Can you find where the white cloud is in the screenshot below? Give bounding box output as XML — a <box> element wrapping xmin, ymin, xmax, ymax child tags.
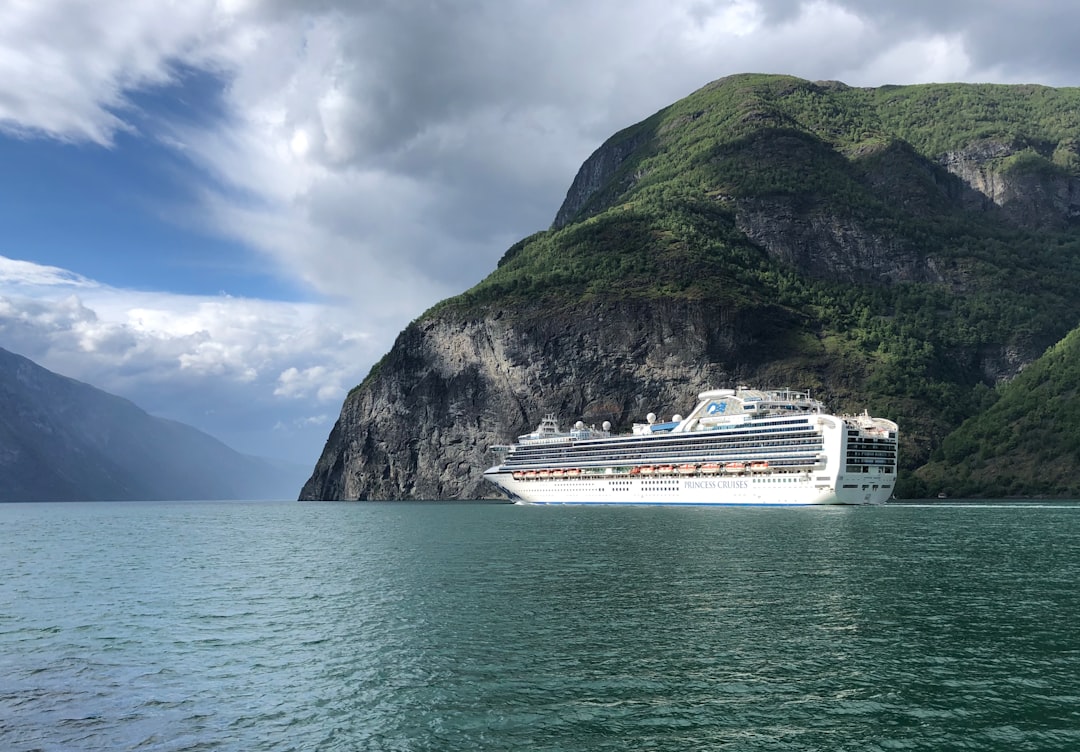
<box><xmin>852</xmin><ymin>32</ymin><xmax>973</xmax><ymax>87</ymax></box>
<box><xmin>0</xmin><ymin>256</ymin><xmax>97</xmax><ymax>288</ymax></box>
<box><xmin>0</xmin><ymin>0</ymin><xmax>242</xmax><ymax>145</ymax></box>
<box><xmin>275</xmin><ymin>365</ymin><xmax>344</xmax><ymax>402</ymax></box>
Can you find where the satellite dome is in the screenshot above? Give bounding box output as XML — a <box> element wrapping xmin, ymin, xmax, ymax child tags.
<box><xmin>672</xmin><ymin>414</ymin><xmax>683</xmax><ymax>422</ymax></box>
<box><xmin>602</xmin><ymin>421</ymin><xmax>611</xmax><ymax>431</ymax></box>
<box><xmin>646</xmin><ymin>412</ymin><xmax>656</xmax><ymax>424</ymax></box>
<box><xmin>575</xmin><ymin>420</ymin><xmax>585</xmax><ymax>429</ymax></box>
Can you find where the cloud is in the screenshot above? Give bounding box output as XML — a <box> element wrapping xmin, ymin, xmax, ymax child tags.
<box><xmin>0</xmin><ymin>256</ymin><xmax>97</xmax><ymax>288</ymax></box>
<box><xmin>275</xmin><ymin>365</ymin><xmax>343</xmax><ymax>402</ymax></box>
<box><xmin>0</xmin><ymin>0</ymin><xmax>242</xmax><ymax>145</ymax></box>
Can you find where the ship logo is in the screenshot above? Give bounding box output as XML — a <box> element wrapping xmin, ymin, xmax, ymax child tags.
<box><xmin>706</xmin><ymin>401</ymin><xmax>727</xmax><ymax>415</ymax></box>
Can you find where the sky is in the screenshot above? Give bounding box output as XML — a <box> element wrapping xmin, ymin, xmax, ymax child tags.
<box><xmin>1</xmin><ymin>0</ymin><xmax>1078</xmax><ymax>468</ymax></box>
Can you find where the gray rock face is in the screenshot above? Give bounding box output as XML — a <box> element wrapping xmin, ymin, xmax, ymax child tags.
<box><xmin>300</xmin><ymin>300</ymin><xmax>798</xmax><ymax>500</ymax></box>
<box><xmin>733</xmin><ymin>197</ymin><xmax>937</xmax><ymax>285</ymax></box>
<box><xmin>552</xmin><ymin>128</ymin><xmax>653</xmax><ymax>230</ymax></box>
<box><xmin>941</xmin><ymin>140</ymin><xmax>1080</xmax><ymax>229</ymax></box>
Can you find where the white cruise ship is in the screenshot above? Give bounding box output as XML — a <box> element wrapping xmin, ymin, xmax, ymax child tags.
<box><xmin>483</xmin><ymin>387</ymin><xmax>898</xmax><ymax>505</ymax></box>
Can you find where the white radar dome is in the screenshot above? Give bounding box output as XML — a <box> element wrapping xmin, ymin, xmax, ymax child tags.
<box><xmin>575</xmin><ymin>420</ymin><xmax>585</xmax><ymax>429</ymax></box>
<box><xmin>672</xmin><ymin>414</ymin><xmax>683</xmax><ymax>422</ymax></box>
<box><xmin>602</xmin><ymin>421</ymin><xmax>611</xmax><ymax>431</ymax></box>
<box><xmin>646</xmin><ymin>412</ymin><xmax>656</xmax><ymax>424</ymax></box>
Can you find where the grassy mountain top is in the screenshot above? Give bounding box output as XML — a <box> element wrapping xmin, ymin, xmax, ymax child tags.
<box><xmin>455</xmin><ymin>74</ymin><xmax>1080</xmax><ymax>304</ymax></box>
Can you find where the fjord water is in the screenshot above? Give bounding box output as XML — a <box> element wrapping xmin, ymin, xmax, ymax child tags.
<box><xmin>2</xmin><ymin>502</ymin><xmax>1079</xmax><ymax>751</ymax></box>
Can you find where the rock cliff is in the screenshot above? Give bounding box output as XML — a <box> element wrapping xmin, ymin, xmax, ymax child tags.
<box><xmin>941</xmin><ymin>139</ymin><xmax>1080</xmax><ymax>230</ymax></box>
<box><xmin>551</xmin><ymin>126</ymin><xmax>654</xmax><ymax>230</ymax></box>
<box><xmin>301</xmin><ymin>299</ymin><xmax>808</xmax><ymax>500</ymax></box>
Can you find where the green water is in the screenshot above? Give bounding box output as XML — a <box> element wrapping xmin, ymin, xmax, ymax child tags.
<box><xmin>2</xmin><ymin>501</ymin><xmax>1079</xmax><ymax>750</ymax></box>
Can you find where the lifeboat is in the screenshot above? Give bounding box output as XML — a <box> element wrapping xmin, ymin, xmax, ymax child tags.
<box><xmin>566</xmin><ymin>468</ymin><xmax>581</xmax><ymax>477</ymax></box>
<box><xmin>524</xmin><ymin>470</ymin><xmax>538</xmax><ymax>479</ymax></box>
<box><xmin>629</xmin><ymin>466</ymin><xmax>642</xmax><ymax>475</ymax></box>
<box><xmin>512</xmin><ymin>472</ymin><xmax>523</xmax><ymax>481</ymax></box>
<box><xmin>700</xmin><ymin>463</ymin><xmax>721</xmax><ymax>474</ymax></box>
<box><xmin>678</xmin><ymin>463</ymin><xmax>698</xmax><ymax>475</ymax></box>
<box><xmin>723</xmin><ymin>462</ymin><xmax>745</xmax><ymax>474</ymax></box>
<box><xmin>550</xmin><ymin>469</ymin><xmax>565</xmax><ymax>478</ymax></box>
<box><xmin>537</xmin><ymin>469</ymin><xmax>551</xmax><ymax>478</ymax></box>
<box><xmin>639</xmin><ymin>466</ymin><xmax>655</xmax><ymax>476</ymax></box>
<box><xmin>750</xmin><ymin>461</ymin><xmax>769</xmax><ymax>472</ymax></box>
<box><xmin>657</xmin><ymin>465</ymin><xmax>675</xmax><ymax>475</ymax></box>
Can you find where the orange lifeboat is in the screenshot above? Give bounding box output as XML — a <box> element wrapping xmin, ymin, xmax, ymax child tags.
<box><xmin>639</xmin><ymin>466</ymin><xmax>655</xmax><ymax>476</ymax></box>
<box><xmin>723</xmin><ymin>462</ymin><xmax>745</xmax><ymax>474</ymax></box>
<box><xmin>678</xmin><ymin>463</ymin><xmax>698</xmax><ymax>475</ymax></box>
<box><xmin>750</xmin><ymin>461</ymin><xmax>769</xmax><ymax>472</ymax></box>
<box><xmin>566</xmin><ymin>468</ymin><xmax>581</xmax><ymax>477</ymax></box>
<box><xmin>657</xmin><ymin>465</ymin><xmax>675</xmax><ymax>475</ymax></box>
<box><xmin>700</xmin><ymin>463</ymin><xmax>721</xmax><ymax>474</ymax></box>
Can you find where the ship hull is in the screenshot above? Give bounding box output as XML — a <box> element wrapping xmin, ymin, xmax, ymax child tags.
<box><xmin>483</xmin><ymin>467</ymin><xmax>892</xmax><ymax>506</ymax></box>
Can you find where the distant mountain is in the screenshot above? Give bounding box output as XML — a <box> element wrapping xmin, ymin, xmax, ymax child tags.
<box><xmin>301</xmin><ymin>74</ymin><xmax>1080</xmax><ymax>500</ymax></box>
<box><xmin>0</xmin><ymin>347</ymin><xmax>300</xmax><ymax>501</ymax></box>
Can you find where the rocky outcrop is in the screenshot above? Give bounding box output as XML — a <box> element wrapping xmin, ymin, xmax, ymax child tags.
<box><xmin>941</xmin><ymin>140</ymin><xmax>1080</xmax><ymax>229</ymax></box>
<box><xmin>552</xmin><ymin>127</ymin><xmax>654</xmax><ymax>229</ymax></box>
<box><xmin>734</xmin><ymin>197</ymin><xmax>939</xmax><ymax>285</ymax></box>
<box><xmin>300</xmin><ymin>300</ymin><xmax>806</xmax><ymax>500</ymax></box>
<box><xmin>940</xmin><ymin>140</ymin><xmax>1017</xmax><ymax>211</ymax></box>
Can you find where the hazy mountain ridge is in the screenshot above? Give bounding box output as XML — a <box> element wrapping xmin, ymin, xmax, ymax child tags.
<box><xmin>0</xmin><ymin>347</ymin><xmax>300</xmax><ymax>501</ymax></box>
<box><xmin>303</xmin><ymin>73</ymin><xmax>1080</xmax><ymax>500</ymax></box>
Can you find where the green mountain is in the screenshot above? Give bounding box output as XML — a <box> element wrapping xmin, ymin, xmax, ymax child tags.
<box><xmin>303</xmin><ymin>73</ymin><xmax>1080</xmax><ymax>500</ymax></box>
<box><xmin>919</xmin><ymin>327</ymin><xmax>1080</xmax><ymax>497</ymax></box>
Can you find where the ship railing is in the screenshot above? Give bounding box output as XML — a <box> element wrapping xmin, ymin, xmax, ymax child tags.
<box><xmin>507</xmin><ymin>456</ymin><xmax>826</xmax><ymax>479</ymax></box>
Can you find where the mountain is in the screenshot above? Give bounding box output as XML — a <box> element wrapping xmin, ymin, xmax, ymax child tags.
<box><xmin>917</xmin><ymin>327</ymin><xmax>1080</xmax><ymax>497</ymax></box>
<box><xmin>301</xmin><ymin>73</ymin><xmax>1080</xmax><ymax>500</ymax></box>
<box><xmin>0</xmin><ymin>347</ymin><xmax>299</xmax><ymax>501</ymax></box>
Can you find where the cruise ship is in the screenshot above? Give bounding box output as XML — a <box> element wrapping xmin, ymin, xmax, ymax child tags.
<box><xmin>483</xmin><ymin>387</ymin><xmax>898</xmax><ymax>505</ymax></box>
